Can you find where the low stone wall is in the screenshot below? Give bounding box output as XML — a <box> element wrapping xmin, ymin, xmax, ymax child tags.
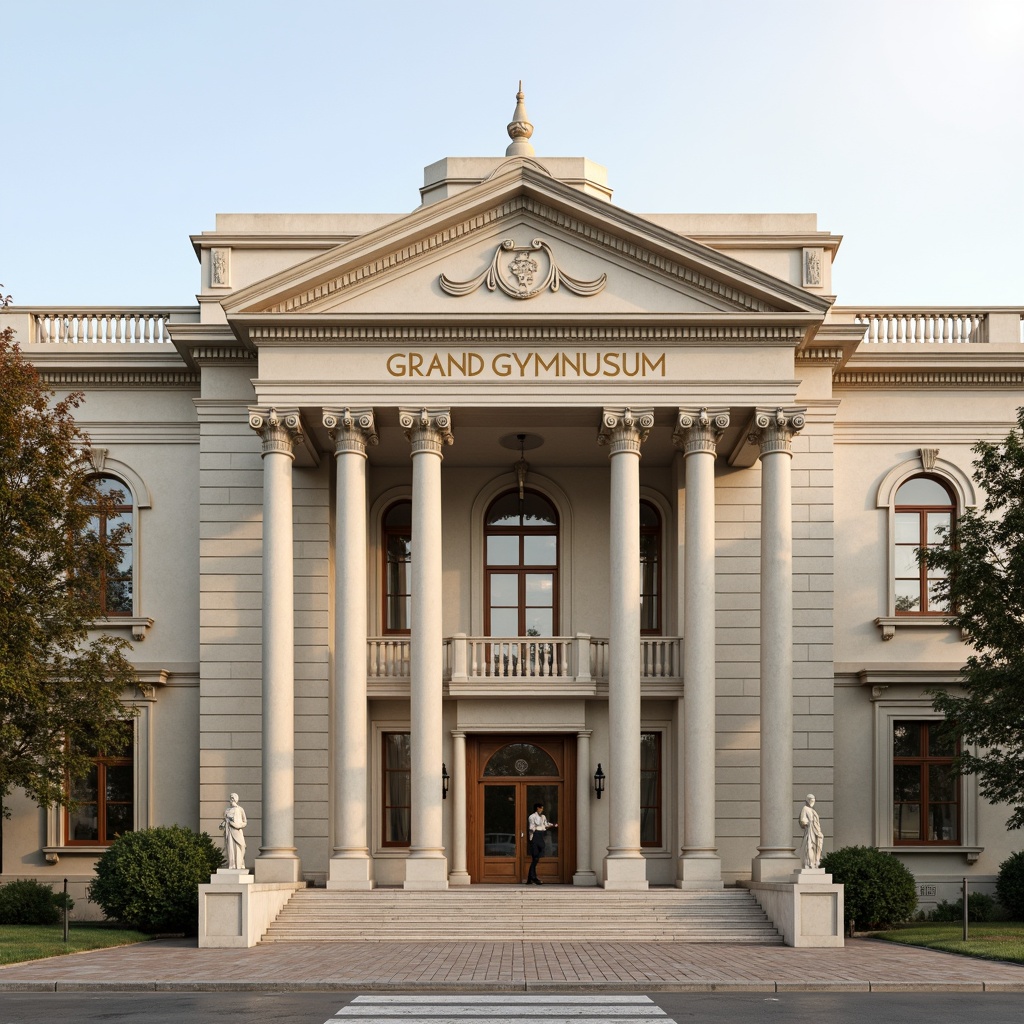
<box><xmin>198</xmin><ymin>870</ymin><xmax>301</xmax><ymax>948</ymax></box>
<box><xmin>743</xmin><ymin>874</ymin><xmax>845</xmax><ymax>948</ymax></box>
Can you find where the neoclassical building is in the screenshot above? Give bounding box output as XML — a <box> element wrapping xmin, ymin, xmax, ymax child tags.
<box><xmin>4</xmin><ymin>91</ymin><xmax>1023</xmax><ymax>912</ymax></box>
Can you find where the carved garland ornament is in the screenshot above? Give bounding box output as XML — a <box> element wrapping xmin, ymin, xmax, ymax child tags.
<box><xmin>439</xmin><ymin>238</ymin><xmax>607</xmax><ymax>301</ymax></box>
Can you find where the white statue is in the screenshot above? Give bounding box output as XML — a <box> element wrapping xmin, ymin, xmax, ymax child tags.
<box><xmin>799</xmin><ymin>793</ymin><xmax>824</xmax><ymax>869</ymax></box>
<box><xmin>219</xmin><ymin>792</ymin><xmax>247</xmax><ymax>869</ymax></box>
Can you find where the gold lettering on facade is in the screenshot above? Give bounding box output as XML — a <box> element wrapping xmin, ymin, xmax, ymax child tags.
<box><xmin>384</xmin><ymin>351</ymin><xmax>669</xmax><ymax>379</ymax></box>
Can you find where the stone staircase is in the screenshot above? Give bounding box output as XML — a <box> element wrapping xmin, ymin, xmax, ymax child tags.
<box><xmin>262</xmin><ymin>886</ymin><xmax>783</xmax><ymax>943</ymax></box>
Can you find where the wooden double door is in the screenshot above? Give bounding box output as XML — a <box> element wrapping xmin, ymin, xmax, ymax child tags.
<box><xmin>467</xmin><ymin>735</ymin><xmax>574</xmax><ymax>884</ymax></box>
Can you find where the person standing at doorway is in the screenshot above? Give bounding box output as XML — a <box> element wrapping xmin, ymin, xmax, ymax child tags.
<box><xmin>527</xmin><ymin>802</ymin><xmax>556</xmax><ymax>884</ymax></box>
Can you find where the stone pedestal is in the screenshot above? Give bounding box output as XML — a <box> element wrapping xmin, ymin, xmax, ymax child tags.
<box><xmin>744</xmin><ymin>875</ymin><xmax>844</xmax><ymax>948</ymax></box>
<box><xmin>198</xmin><ymin>870</ymin><xmax>300</xmax><ymax>948</ymax></box>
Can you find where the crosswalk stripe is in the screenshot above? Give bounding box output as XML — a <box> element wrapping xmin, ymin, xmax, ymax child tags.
<box><xmin>330</xmin><ymin>992</ymin><xmax>677</xmax><ymax>1024</ymax></box>
<box><xmin>337</xmin><ymin>1007</ymin><xmax>664</xmax><ymax>1017</ymax></box>
<box><xmin>347</xmin><ymin>997</ymin><xmax>654</xmax><ymax>1005</ymax></box>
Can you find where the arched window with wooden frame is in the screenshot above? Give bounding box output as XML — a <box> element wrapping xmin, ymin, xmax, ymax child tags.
<box><xmin>640</xmin><ymin>500</ymin><xmax>662</xmax><ymax>634</ymax></box>
<box><xmin>894</xmin><ymin>475</ymin><xmax>955</xmax><ymax>615</ymax></box>
<box><xmin>484</xmin><ymin>490</ymin><xmax>559</xmax><ymax>638</ymax></box>
<box><xmin>84</xmin><ymin>475</ymin><xmax>133</xmax><ymax>616</ymax></box>
<box><xmin>382</xmin><ymin>500</ymin><xmax>412</xmax><ymax>634</ymax></box>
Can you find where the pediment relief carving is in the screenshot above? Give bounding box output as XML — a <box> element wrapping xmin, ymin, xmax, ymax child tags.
<box><xmin>439</xmin><ymin>238</ymin><xmax>606</xmax><ymax>300</ymax></box>
<box><xmin>258</xmin><ymin>196</ymin><xmax>785</xmax><ymax>316</ymax></box>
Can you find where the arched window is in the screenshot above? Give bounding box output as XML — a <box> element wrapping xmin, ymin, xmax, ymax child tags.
<box><xmin>485</xmin><ymin>490</ymin><xmax>558</xmax><ymax>637</ymax></box>
<box><xmin>483</xmin><ymin>742</ymin><xmax>559</xmax><ymax>777</ymax></box>
<box><xmin>85</xmin><ymin>475</ymin><xmax>133</xmax><ymax>616</ymax></box>
<box><xmin>640</xmin><ymin>501</ymin><xmax>661</xmax><ymax>634</ymax></box>
<box><xmin>894</xmin><ymin>475</ymin><xmax>955</xmax><ymax>615</ymax></box>
<box><xmin>382</xmin><ymin>500</ymin><xmax>412</xmax><ymax>634</ymax></box>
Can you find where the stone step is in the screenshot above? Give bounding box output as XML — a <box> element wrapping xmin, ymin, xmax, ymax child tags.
<box><xmin>262</xmin><ymin>887</ymin><xmax>782</xmax><ymax>944</ymax></box>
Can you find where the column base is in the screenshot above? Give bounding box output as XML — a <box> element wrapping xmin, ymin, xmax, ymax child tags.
<box><xmin>602</xmin><ymin>855</ymin><xmax>649</xmax><ymax>890</ymax></box>
<box><xmin>326</xmin><ymin>853</ymin><xmax>376</xmax><ymax>890</ymax></box>
<box><xmin>404</xmin><ymin>855</ymin><xmax>449</xmax><ymax>890</ymax></box>
<box><xmin>751</xmin><ymin>849</ymin><xmax>801</xmax><ymax>882</ymax></box>
<box><xmin>448</xmin><ymin>870</ymin><xmax>472</xmax><ymax>886</ymax></box>
<box><xmin>676</xmin><ymin>852</ymin><xmax>723</xmax><ymax>890</ymax></box>
<box><xmin>573</xmin><ymin>870</ymin><xmax>599</xmax><ymax>887</ymax></box>
<box><xmin>254</xmin><ymin>852</ymin><xmax>302</xmax><ymax>883</ymax></box>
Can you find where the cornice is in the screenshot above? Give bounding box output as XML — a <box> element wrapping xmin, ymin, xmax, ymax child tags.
<box><xmin>686</xmin><ymin>233</ymin><xmax>843</xmax><ymax>254</ymax></box>
<box><xmin>834</xmin><ymin>370</ymin><xmax>1024</xmax><ymax>388</ymax></box>
<box><xmin>39</xmin><ymin>370</ymin><xmax>199</xmax><ymax>388</ymax></box>
<box><xmin>165</xmin><ymin>322</ymin><xmax>256</xmax><ymax>371</ymax></box>
<box><xmin>244</xmin><ymin>321</ymin><xmax>812</xmax><ymax>345</ymax></box>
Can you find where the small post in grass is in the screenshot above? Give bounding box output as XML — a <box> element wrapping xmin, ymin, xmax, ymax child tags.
<box><xmin>962</xmin><ymin>876</ymin><xmax>968</xmax><ymax>941</ymax></box>
<box><xmin>63</xmin><ymin>878</ymin><xmax>69</xmax><ymax>943</ymax></box>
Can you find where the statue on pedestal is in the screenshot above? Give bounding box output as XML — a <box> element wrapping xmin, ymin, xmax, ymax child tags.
<box><xmin>799</xmin><ymin>793</ymin><xmax>824</xmax><ymax>869</ymax></box>
<box><xmin>219</xmin><ymin>792</ymin><xmax>248</xmax><ymax>869</ymax></box>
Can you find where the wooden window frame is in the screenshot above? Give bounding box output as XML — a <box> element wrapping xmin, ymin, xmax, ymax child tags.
<box><xmin>381</xmin><ymin>500</ymin><xmax>412</xmax><ymax>635</ymax></box>
<box><xmin>892</xmin><ymin>720</ymin><xmax>960</xmax><ymax>846</ymax></box>
<box><xmin>894</xmin><ymin>475</ymin><xmax>955</xmax><ymax>617</ymax></box>
<box><xmin>64</xmin><ymin>740</ymin><xmax>134</xmax><ymax>847</ymax></box>
<box><xmin>640</xmin><ymin>500</ymin><xmax>662</xmax><ymax>635</ymax></box>
<box><xmin>381</xmin><ymin>731</ymin><xmax>411</xmax><ymax>848</ymax></box>
<box><xmin>484</xmin><ymin>489</ymin><xmax>559</xmax><ymax>638</ymax></box>
<box><xmin>640</xmin><ymin>730</ymin><xmax>663</xmax><ymax>848</ymax></box>
<box><xmin>86</xmin><ymin>475</ymin><xmax>133</xmax><ymax>617</ymax></box>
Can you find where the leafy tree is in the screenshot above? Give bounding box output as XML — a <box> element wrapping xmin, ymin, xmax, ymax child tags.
<box><xmin>0</xmin><ymin>328</ymin><xmax>137</xmax><ymax>831</ymax></box>
<box><xmin>922</xmin><ymin>408</ymin><xmax>1024</xmax><ymax>828</ymax></box>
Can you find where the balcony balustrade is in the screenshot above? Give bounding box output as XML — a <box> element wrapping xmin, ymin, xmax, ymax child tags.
<box><xmin>366</xmin><ymin>634</ymin><xmax>683</xmax><ymax>693</ymax></box>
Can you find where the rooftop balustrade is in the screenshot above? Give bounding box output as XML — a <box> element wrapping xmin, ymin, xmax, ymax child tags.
<box><xmin>831</xmin><ymin>307</ymin><xmax>1024</xmax><ymax>347</ymax></box>
<box><xmin>0</xmin><ymin>306</ymin><xmax>200</xmax><ymax>347</ymax></box>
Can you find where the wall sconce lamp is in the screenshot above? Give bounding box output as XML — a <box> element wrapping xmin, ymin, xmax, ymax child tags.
<box><xmin>442</xmin><ymin>763</ymin><xmax>450</xmax><ymax>800</ymax></box>
<box><xmin>594</xmin><ymin>763</ymin><xmax>605</xmax><ymax>799</ymax></box>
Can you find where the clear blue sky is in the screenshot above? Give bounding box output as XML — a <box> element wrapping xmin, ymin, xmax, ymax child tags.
<box><xmin>5</xmin><ymin>0</ymin><xmax>1023</xmax><ymax>307</ymax></box>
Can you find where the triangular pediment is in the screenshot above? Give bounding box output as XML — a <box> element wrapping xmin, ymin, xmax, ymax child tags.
<box><xmin>223</xmin><ymin>163</ymin><xmax>830</xmax><ymax>329</ymax></box>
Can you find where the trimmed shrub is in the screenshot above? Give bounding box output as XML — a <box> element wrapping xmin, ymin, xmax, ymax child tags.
<box><xmin>0</xmin><ymin>878</ymin><xmax>74</xmax><ymax>925</ymax></box>
<box><xmin>821</xmin><ymin>845</ymin><xmax>917</xmax><ymax>929</ymax></box>
<box><xmin>996</xmin><ymin>851</ymin><xmax>1024</xmax><ymax>920</ymax></box>
<box><xmin>88</xmin><ymin>825</ymin><xmax>223</xmax><ymax>934</ymax></box>
<box><xmin>930</xmin><ymin>892</ymin><xmax>998</xmax><ymax>923</ymax></box>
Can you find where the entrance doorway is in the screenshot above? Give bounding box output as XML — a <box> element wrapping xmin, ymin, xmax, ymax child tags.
<box><xmin>468</xmin><ymin>735</ymin><xmax>574</xmax><ymax>884</ymax></box>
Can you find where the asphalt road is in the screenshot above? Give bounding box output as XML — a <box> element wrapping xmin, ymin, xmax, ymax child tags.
<box><xmin>1</xmin><ymin>991</ymin><xmax>1023</xmax><ymax>1024</ymax></box>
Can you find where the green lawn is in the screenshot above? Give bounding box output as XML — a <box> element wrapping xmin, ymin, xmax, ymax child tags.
<box><xmin>0</xmin><ymin>924</ymin><xmax>152</xmax><ymax>965</ymax></box>
<box><xmin>871</xmin><ymin>921</ymin><xmax>1024</xmax><ymax>965</ymax></box>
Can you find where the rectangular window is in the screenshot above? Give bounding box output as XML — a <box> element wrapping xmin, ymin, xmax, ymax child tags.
<box><xmin>382</xmin><ymin>732</ymin><xmax>411</xmax><ymax>846</ymax></box>
<box><xmin>640</xmin><ymin>731</ymin><xmax>662</xmax><ymax>847</ymax></box>
<box><xmin>893</xmin><ymin>720</ymin><xmax>959</xmax><ymax>844</ymax></box>
<box><xmin>65</xmin><ymin>725</ymin><xmax>134</xmax><ymax>845</ymax></box>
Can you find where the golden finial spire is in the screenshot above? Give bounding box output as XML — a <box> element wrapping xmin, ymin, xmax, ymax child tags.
<box><xmin>506</xmin><ymin>80</ymin><xmax>535</xmax><ymax>157</ymax></box>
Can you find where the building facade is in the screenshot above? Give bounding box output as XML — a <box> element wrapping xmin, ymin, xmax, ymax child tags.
<box><xmin>4</xmin><ymin>95</ymin><xmax>1023</xmax><ymax>911</ymax></box>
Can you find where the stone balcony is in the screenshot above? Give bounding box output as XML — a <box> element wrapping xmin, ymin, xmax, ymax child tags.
<box><xmin>367</xmin><ymin>634</ymin><xmax>684</xmax><ymax>698</ymax></box>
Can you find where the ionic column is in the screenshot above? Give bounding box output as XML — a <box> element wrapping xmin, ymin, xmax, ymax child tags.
<box><xmin>248</xmin><ymin>407</ymin><xmax>303</xmax><ymax>883</ymax></box>
<box><xmin>673</xmin><ymin>407</ymin><xmax>729</xmax><ymax>889</ymax></box>
<box><xmin>400</xmin><ymin>407</ymin><xmax>453</xmax><ymax>890</ymax></box>
<box><xmin>323</xmin><ymin>408</ymin><xmax>378</xmax><ymax>890</ymax></box>
<box><xmin>573</xmin><ymin>730</ymin><xmax>597</xmax><ymax>886</ymax></box>
<box><xmin>449</xmin><ymin>731</ymin><xmax>470</xmax><ymax>885</ymax></box>
<box><xmin>598</xmin><ymin>407</ymin><xmax>653</xmax><ymax>890</ymax></box>
<box><xmin>750</xmin><ymin>407</ymin><xmax>806</xmax><ymax>881</ymax></box>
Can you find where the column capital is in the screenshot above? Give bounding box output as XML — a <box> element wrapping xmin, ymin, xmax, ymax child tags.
<box><xmin>323</xmin><ymin>407</ymin><xmax>378</xmax><ymax>457</ymax></box>
<box><xmin>248</xmin><ymin>407</ymin><xmax>303</xmax><ymax>458</ymax></box>
<box><xmin>748</xmin><ymin>407</ymin><xmax>806</xmax><ymax>457</ymax></box>
<box><xmin>399</xmin><ymin>407</ymin><xmax>454</xmax><ymax>455</ymax></box>
<box><xmin>598</xmin><ymin>407</ymin><xmax>654</xmax><ymax>456</ymax></box>
<box><xmin>673</xmin><ymin>407</ymin><xmax>730</xmax><ymax>456</ymax></box>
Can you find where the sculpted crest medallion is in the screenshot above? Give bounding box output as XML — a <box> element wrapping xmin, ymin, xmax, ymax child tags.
<box><xmin>439</xmin><ymin>238</ymin><xmax>607</xmax><ymax>300</ymax></box>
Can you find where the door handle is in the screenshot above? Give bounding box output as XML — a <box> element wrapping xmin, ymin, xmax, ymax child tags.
<box><xmin>520</xmin><ymin>831</ymin><xmax>525</xmax><ymax>837</ymax></box>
